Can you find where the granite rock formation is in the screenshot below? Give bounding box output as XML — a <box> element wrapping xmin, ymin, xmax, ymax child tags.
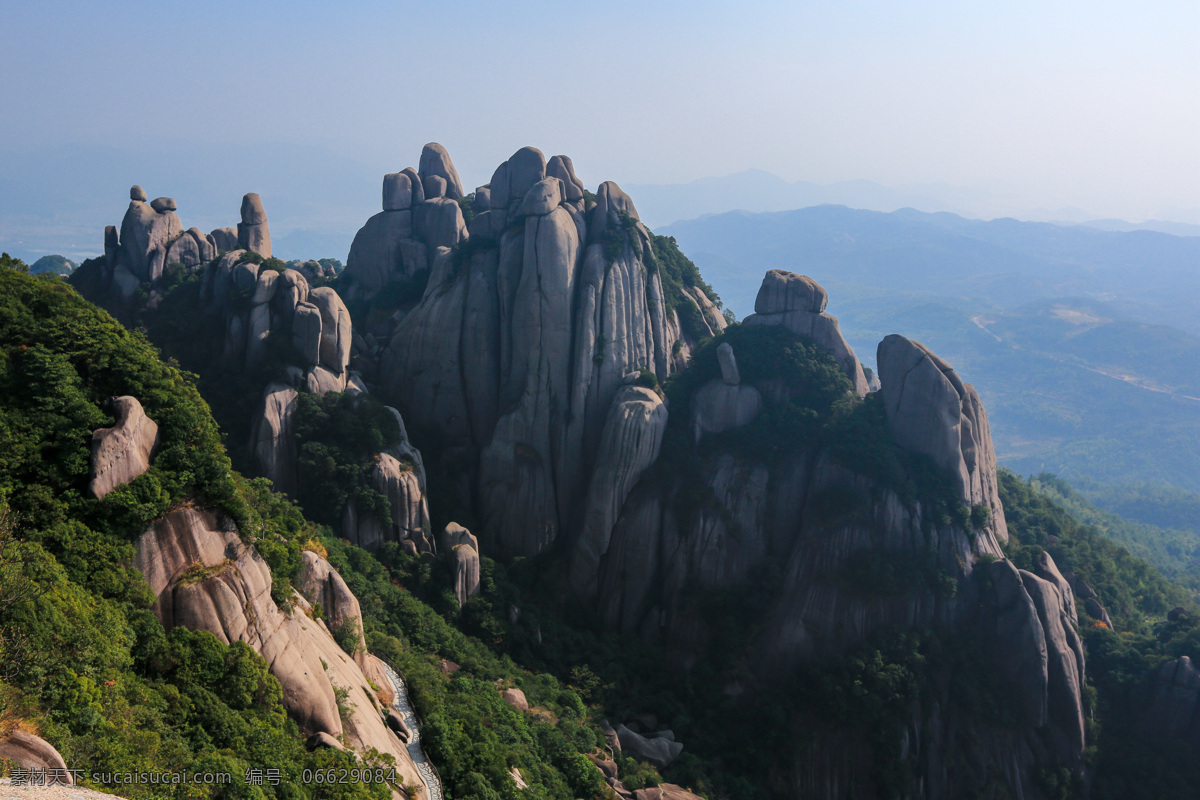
<box><xmin>0</xmin><ymin>731</ymin><xmax>73</xmax><ymax>784</ymax></box>
<box><xmin>89</xmin><ymin>396</ymin><xmax>159</xmax><ymax>499</ymax></box>
<box><xmin>743</xmin><ymin>270</ymin><xmax>869</xmax><ymax>396</ymax></box>
<box><xmin>877</xmin><ymin>333</ymin><xmax>1008</xmax><ymax>540</ymax></box>
<box><xmin>133</xmin><ymin>507</ymin><xmax>424</xmax><ymax>796</ymax></box>
<box><xmin>349</xmin><ymin>144</ymin><xmax>722</xmax><ymax>560</ymax></box>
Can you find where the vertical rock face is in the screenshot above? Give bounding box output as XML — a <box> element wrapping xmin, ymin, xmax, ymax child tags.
<box><xmin>89</xmin><ymin>396</ymin><xmax>160</xmax><ymax>499</ymax></box>
<box><xmin>568</xmin><ymin>386</ymin><xmax>668</xmax><ymax>599</ymax></box>
<box><xmin>365</xmin><ymin>145</ymin><xmax>708</xmax><ymax>561</ymax></box>
<box><xmin>1139</xmin><ymin>655</ymin><xmax>1200</xmax><ymax>745</ymax></box>
<box><xmin>439</xmin><ymin>522</ymin><xmax>481</xmax><ymax>609</ymax></box>
<box><xmin>743</xmin><ymin>270</ymin><xmax>868</xmax><ymax>396</ymax></box>
<box><xmin>877</xmin><ymin>333</ymin><xmax>1008</xmax><ymax>541</ymax></box>
<box><xmin>133</xmin><ymin>507</ymin><xmax>423</xmax><ymax>793</ymax></box>
<box><xmin>250</xmin><ymin>383</ymin><xmax>299</xmax><ymax>496</ymax></box>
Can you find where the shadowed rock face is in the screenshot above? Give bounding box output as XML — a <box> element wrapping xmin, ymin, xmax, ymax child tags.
<box><xmin>89</xmin><ymin>396</ymin><xmax>159</xmax><ymax>499</ymax></box>
<box><xmin>877</xmin><ymin>333</ymin><xmax>1008</xmax><ymax>541</ymax></box>
<box><xmin>134</xmin><ymin>507</ymin><xmax>424</xmax><ymax>796</ymax></box>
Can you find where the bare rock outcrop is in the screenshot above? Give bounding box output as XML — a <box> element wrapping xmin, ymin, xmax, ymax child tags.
<box><xmin>0</xmin><ymin>731</ymin><xmax>73</xmax><ymax>784</ymax></box>
<box><xmin>615</xmin><ymin>724</ymin><xmax>683</xmax><ymax>769</ymax></box>
<box><xmin>364</xmin><ymin>145</ymin><xmax>710</xmax><ymax>562</ymax></box>
<box><xmin>342</xmin><ymin>453</ymin><xmax>432</xmax><ymax>553</ymax></box>
<box><xmin>743</xmin><ymin>270</ymin><xmax>868</xmax><ymax>396</ymax></box>
<box><xmin>134</xmin><ymin>507</ymin><xmax>424</xmax><ymax>795</ymax></box>
<box><xmin>89</xmin><ymin>396</ymin><xmax>159</xmax><ymax>499</ymax></box>
<box><xmin>237</xmin><ymin>193</ymin><xmax>271</xmax><ymax>257</ymax></box>
<box><xmin>501</xmin><ymin>687</ymin><xmax>530</xmax><ymax>713</ymax></box>
<box><xmin>439</xmin><ymin>522</ymin><xmax>480</xmax><ymax>609</ymax></box>
<box><xmin>877</xmin><ymin>333</ymin><xmax>1008</xmax><ymax>541</ymax></box>
<box><xmin>296</xmin><ymin>549</ymin><xmax>370</xmax><ymax>664</ymax></box>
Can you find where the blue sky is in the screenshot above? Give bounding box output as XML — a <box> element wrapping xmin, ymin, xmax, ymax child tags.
<box><xmin>2</xmin><ymin>0</ymin><xmax>1197</xmax><ymax>258</ymax></box>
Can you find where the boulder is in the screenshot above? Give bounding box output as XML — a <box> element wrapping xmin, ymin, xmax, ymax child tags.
<box><xmin>569</xmin><ymin>387</ymin><xmax>668</xmax><ymax>599</ymax></box>
<box><xmin>189</xmin><ymin>227</ymin><xmax>217</xmax><ymax>263</ymax></box>
<box><xmin>251</xmin><ymin>269</ymin><xmax>278</xmax><ymax>304</ymax></box>
<box><xmin>274</xmin><ymin>268</ymin><xmax>310</xmax><ymax>320</ymax></box>
<box><xmin>383</xmin><ymin>171</ymin><xmax>416</xmax><ymax>211</ymax></box>
<box><xmin>615</xmin><ymin>724</ymin><xmax>683</xmax><ymax>769</ymax></box>
<box><xmin>309</xmin><ymin>287</ymin><xmax>352</xmax><ymax>374</ymax></box>
<box><xmin>439</xmin><ymin>521</ymin><xmax>479</xmax><ymax>555</ymax></box>
<box><xmin>589</xmin><ymin>180</ymin><xmax>640</xmax><ymax>238</ymax></box>
<box><xmin>501</xmin><ymin>687</ymin><xmax>530</xmax><ymax>713</ymax></box>
<box><xmin>415</xmin><ymin>197</ymin><xmax>466</xmax><ymax>250</ymax></box>
<box><xmin>988</xmin><ymin>560</ymin><xmax>1048</xmax><ymax>728</ymax></box>
<box><xmin>118</xmin><ymin>197</ymin><xmax>182</xmax><ymax>282</ymax></box>
<box><xmin>233</xmin><ymin>260</ymin><xmax>260</xmax><ymax>295</ymax></box>
<box><xmin>305</xmin><ymin>365</ymin><xmax>347</xmax><ymax>396</ymax></box>
<box><xmin>237</xmin><ymin>193</ymin><xmax>271</xmax><ymax>257</ymax></box>
<box><xmin>517</xmin><ymin>176</ymin><xmax>564</xmax><ymax>217</ymax></box>
<box><xmin>150</xmin><ymin>196</ymin><xmax>177</xmax><ymax>213</ymax></box>
<box><xmin>130</xmin><ymin>184</ymin><xmax>147</xmax><ymax>202</ymax></box>
<box><xmin>754</xmin><ymin>269</ymin><xmax>827</xmax><ymax>314</ymax></box>
<box><xmin>876</xmin><ymin>333</ymin><xmax>1008</xmax><ymax>540</ymax></box>
<box><xmin>0</xmin><ymin>731</ymin><xmax>72</xmax><ymax>784</ymax></box>
<box><xmin>343</xmin><ymin>453</ymin><xmax>431</xmax><ymax>552</ymax></box>
<box><xmin>717</xmin><ymin>342</ymin><xmax>739</xmax><ymax>385</ymax></box>
<box><xmin>418</xmin><ymin>142</ymin><xmax>465</xmax><ymax>200</ymax></box>
<box><xmin>385</xmin><ymin>708</ymin><xmax>410</xmax><ymax>741</ymax></box>
<box><xmin>89</xmin><ymin>396</ymin><xmax>160</xmax><ymax>499</ymax></box>
<box><xmin>210</xmin><ymin>227</ymin><xmax>239</xmax><ymax>252</ymax></box>
<box><xmin>424</xmin><ymin>174</ymin><xmax>448</xmax><ymax>199</ymax></box>
<box><xmin>546</xmin><ymin>154</ymin><xmax>585</xmax><ymax>203</ymax></box>
<box><xmin>240</xmin><ymin>192</ymin><xmax>268</xmax><ymax>224</ymax></box>
<box><xmin>345</xmin><ymin>209</ymin><xmax>415</xmax><ymax>292</ymax></box>
<box><xmin>1021</xmin><ymin>570</ymin><xmax>1087</xmax><ymax>760</ymax></box>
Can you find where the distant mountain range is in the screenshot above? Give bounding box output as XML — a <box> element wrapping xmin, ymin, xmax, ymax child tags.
<box><xmin>663</xmin><ymin>205</ymin><xmax>1200</xmax><ymax>505</ymax></box>
<box><xmin>663</xmin><ymin>205</ymin><xmax>1200</xmax><ymax>335</ymax></box>
<box><xmin>627</xmin><ymin>168</ymin><xmax>1200</xmax><ymax>233</ymax></box>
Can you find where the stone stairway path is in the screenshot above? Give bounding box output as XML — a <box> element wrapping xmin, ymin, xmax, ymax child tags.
<box><xmin>380</xmin><ymin>662</ymin><xmax>443</xmax><ymax>800</ymax></box>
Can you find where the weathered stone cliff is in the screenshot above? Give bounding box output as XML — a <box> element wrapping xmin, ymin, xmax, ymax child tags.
<box><xmin>344</xmin><ymin>144</ymin><xmax>724</xmax><ymax>560</ymax></box>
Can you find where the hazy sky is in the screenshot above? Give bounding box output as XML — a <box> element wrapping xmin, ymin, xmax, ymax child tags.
<box><xmin>2</xmin><ymin>0</ymin><xmax>1198</xmax><ymax>255</ymax></box>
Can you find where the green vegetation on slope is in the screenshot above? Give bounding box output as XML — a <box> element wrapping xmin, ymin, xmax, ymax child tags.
<box><xmin>0</xmin><ymin>268</ymin><xmax>620</xmax><ymax>800</ymax></box>
<box><xmin>998</xmin><ymin>469</ymin><xmax>1200</xmax><ymax>799</ymax></box>
<box><xmin>0</xmin><ymin>267</ymin><xmax>386</xmax><ymax>799</ymax></box>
